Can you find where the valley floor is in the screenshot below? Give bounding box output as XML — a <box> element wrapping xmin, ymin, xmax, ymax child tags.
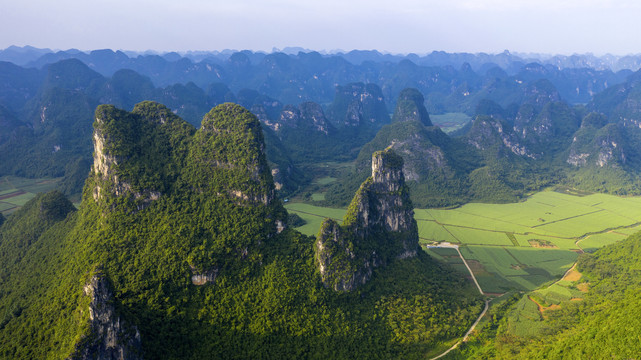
<box><xmin>286</xmin><ymin>187</ymin><xmax>641</xmax><ymax>294</ymax></box>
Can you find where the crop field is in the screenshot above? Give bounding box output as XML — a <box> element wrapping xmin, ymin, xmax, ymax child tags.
<box><xmin>0</xmin><ymin>176</ymin><xmax>62</xmax><ymax>215</ymax></box>
<box><xmin>287</xmin><ymin>189</ymin><xmax>641</xmax><ymax>294</ymax></box>
<box><xmin>284</xmin><ymin>203</ymin><xmax>346</xmax><ymax>236</ymax></box>
<box><xmin>417</xmin><ymin>190</ymin><xmax>641</xmax><ymax>293</ymax></box>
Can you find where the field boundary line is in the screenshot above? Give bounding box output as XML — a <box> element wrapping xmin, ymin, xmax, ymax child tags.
<box><xmin>531</xmin><ymin>209</ymin><xmax>604</xmax><ymax>228</ymax></box>
<box><xmin>417</xmin><ymin>218</ymin><xmax>576</xmax><ymax>240</ymax></box>
<box><xmin>286</xmin><ymin>209</ymin><xmax>342</xmax><ymax>221</ymax></box>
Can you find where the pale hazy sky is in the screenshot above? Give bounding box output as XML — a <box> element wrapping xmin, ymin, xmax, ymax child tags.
<box><xmin>2</xmin><ymin>0</ymin><xmax>641</xmax><ymax>55</ymax></box>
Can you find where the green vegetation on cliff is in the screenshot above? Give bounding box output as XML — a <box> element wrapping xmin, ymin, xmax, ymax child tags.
<box><xmin>0</xmin><ymin>102</ymin><xmax>481</xmax><ymax>359</ymax></box>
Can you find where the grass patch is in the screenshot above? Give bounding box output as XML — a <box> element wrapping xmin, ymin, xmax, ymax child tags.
<box><xmin>0</xmin><ymin>202</ymin><xmax>17</xmax><ymax>212</ymax></box>
<box><xmin>3</xmin><ymin>193</ymin><xmax>36</xmax><ymax>207</ymax></box>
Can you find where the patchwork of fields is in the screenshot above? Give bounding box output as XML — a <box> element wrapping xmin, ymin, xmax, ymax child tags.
<box><xmin>286</xmin><ymin>189</ymin><xmax>641</xmax><ymax>294</ymax></box>
<box><xmin>0</xmin><ymin>176</ymin><xmax>62</xmax><ymax>215</ymax></box>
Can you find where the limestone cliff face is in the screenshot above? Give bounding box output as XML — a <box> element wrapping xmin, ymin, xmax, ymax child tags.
<box><xmin>567</xmin><ymin>121</ymin><xmax>628</xmax><ymax>168</ymax></box>
<box><xmin>275</xmin><ymin>102</ymin><xmax>335</xmax><ymax>135</ymax></box>
<box><xmin>464</xmin><ymin>115</ymin><xmax>535</xmax><ymax>159</ymax></box>
<box><xmin>92</xmin><ymin>106</ymin><xmax>153</xmax><ymax>204</ymax></box>
<box><xmin>315</xmin><ymin>148</ymin><xmax>419</xmax><ymax>291</ymax></box>
<box><xmin>329</xmin><ymin>83</ymin><xmax>390</xmax><ymax>128</ymax></box>
<box><xmin>71</xmin><ymin>270</ymin><xmax>141</xmax><ymax>360</ymax></box>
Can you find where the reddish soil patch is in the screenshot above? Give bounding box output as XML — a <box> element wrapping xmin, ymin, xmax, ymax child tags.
<box><xmin>529</xmin><ymin>296</ymin><xmax>561</xmax><ymax>319</ymax></box>
<box><xmin>570</xmin><ymin>298</ymin><xmax>583</xmax><ymax>301</ymax></box>
<box><xmin>576</xmin><ymin>283</ymin><xmax>589</xmax><ymax>292</ymax></box>
<box><xmin>544</xmin><ymin>304</ymin><xmax>561</xmax><ymax>312</ymax></box>
<box><xmin>562</xmin><ymin>268</ymin><xmax>582</xmax><ymax>282</ymax></box>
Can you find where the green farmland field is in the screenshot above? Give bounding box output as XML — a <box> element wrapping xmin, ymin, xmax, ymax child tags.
<box><xmin>287</xmin><ymin>189</ymin><xmax>641</xmax><ymax>294</ymax></box>
<box><xmin>0</xmin><ymin>176</ymin><xmax>62</xmax><ymax>215</ymax></box>
<box><xmin>284</xmin><ymin>203</ymin><xmax>346</xmax><ymax>236</ymax></box>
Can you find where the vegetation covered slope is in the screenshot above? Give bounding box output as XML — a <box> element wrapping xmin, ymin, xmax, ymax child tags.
<box><xmin>447</xmin><ymin>229</ymin><xmax>641</xmax><ymax>359</ymax></box>
<box><xmin>0</xmin><ymin>102</ymin><xmax>482</xmax><ymax>359</ymax></box>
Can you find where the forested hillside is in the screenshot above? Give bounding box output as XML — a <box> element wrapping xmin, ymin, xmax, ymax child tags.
<box><xmin>0</xmin><ymin>102</ymin><xmax>482</xmax><ymax>359</ymax></box>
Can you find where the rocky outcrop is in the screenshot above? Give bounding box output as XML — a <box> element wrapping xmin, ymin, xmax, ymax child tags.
<box><xmin>274</xmin><ymin>102</ymin><xmax>335</xmax><ymax>135</ymax></box>
<box><xmin>315</xmin><ymin>148</ymin><xmax>419</xmax><ymax>291</ymax></box>
<box><xmin>464</xmin><ymin>115</ymin><xmax>535</xmax><ymax>159</ymax></box>
<box><xmin>567</xmin><ymin>121</ymin><xmax>628</xmax><ymax>168</ymax></box>
<box><xmin>91</xmin><ymin>102</ymin><xmax>192</xmax><ymax>207</ymax></box>
<box><xmin>71</xmin><ymin>270</ymin><xmax>141</xmax><ymax>360</ymax></box>
<box><xmin>190</xmin><ymin>265</ymin><xmax>219</xmax><ymax>285</ymax></box>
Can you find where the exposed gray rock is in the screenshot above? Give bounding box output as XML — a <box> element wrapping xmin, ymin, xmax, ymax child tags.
<box><xmin>274</xmin><ymin>102</ymin><xmax>335</xmax><ymax>135</ymax></box>
<box><xmin>566</xmin><ymin>122</ymin><xmax>628</xmax><ymax>168</ymax></box>
<box><xmin>463</xmin><ymin>115</ymin><xmax>535</xmax><ymax>159</ymax></box>
<box><xmin>315</xmin><ymin>148</ymin><xmax>419</xmax><ymax>291</ymax></box>
<box><xmin>92</xmin><ymin>106</ymin><xmax>164</xmax><ymax>207</ymax></box>
<box><xmin>70</xmin><ymin>269</ymin><xmax>141</xmax><ymax>360</ymax></box>
<box><xmin>329</xmin><ymin>83</ymin><xmax>389</xmax><ymax>127</ymax></box>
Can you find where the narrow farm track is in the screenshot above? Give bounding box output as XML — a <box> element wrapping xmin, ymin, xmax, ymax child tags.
<box><xmin>428</xmin><ymin>244</ymin><xmax>489</xmax><ymax>360</ymax></box>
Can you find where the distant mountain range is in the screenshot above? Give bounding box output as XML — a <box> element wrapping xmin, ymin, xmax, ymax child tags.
<box><xmin>3</xmin><ymin>47</ymin><xmax>641</xmax><ymax>205</ymax></box>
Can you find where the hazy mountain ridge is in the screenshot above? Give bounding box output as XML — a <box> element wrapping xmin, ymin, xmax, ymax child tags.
<box><xmin>3</xmin><ymin>48</ymin><xmax>641</xmax><ymax>205</ymax></box>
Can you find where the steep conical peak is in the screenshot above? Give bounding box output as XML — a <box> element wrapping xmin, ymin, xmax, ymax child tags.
<box><xmin>581</xmin><ymin>112</ymin><xmax>608</xmax><ymax>129</ymax></box>
<box><xmin>91</xmin><ymin>102</ymin><xmax>194</xmax><ymax>205</ymax></box>
<box><xmin>315</xmin><ymin>148</ymin><xmax>419</xmax><ymax>291</ymax></box>
<box><xmin>392</xmin><ymin>88</ymin><xmax>432</xmax><ymax>126</ymax></box>
<box><xmin>189</xmin><ymin>103</ymin><xmax>279</xmax><ymax>207</ymax></box>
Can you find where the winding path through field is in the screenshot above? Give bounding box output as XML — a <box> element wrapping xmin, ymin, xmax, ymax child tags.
<box><xmin>428</xmin><ymin>243</ymin><xmax>489</xmax><ymax>360</ymax></box>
